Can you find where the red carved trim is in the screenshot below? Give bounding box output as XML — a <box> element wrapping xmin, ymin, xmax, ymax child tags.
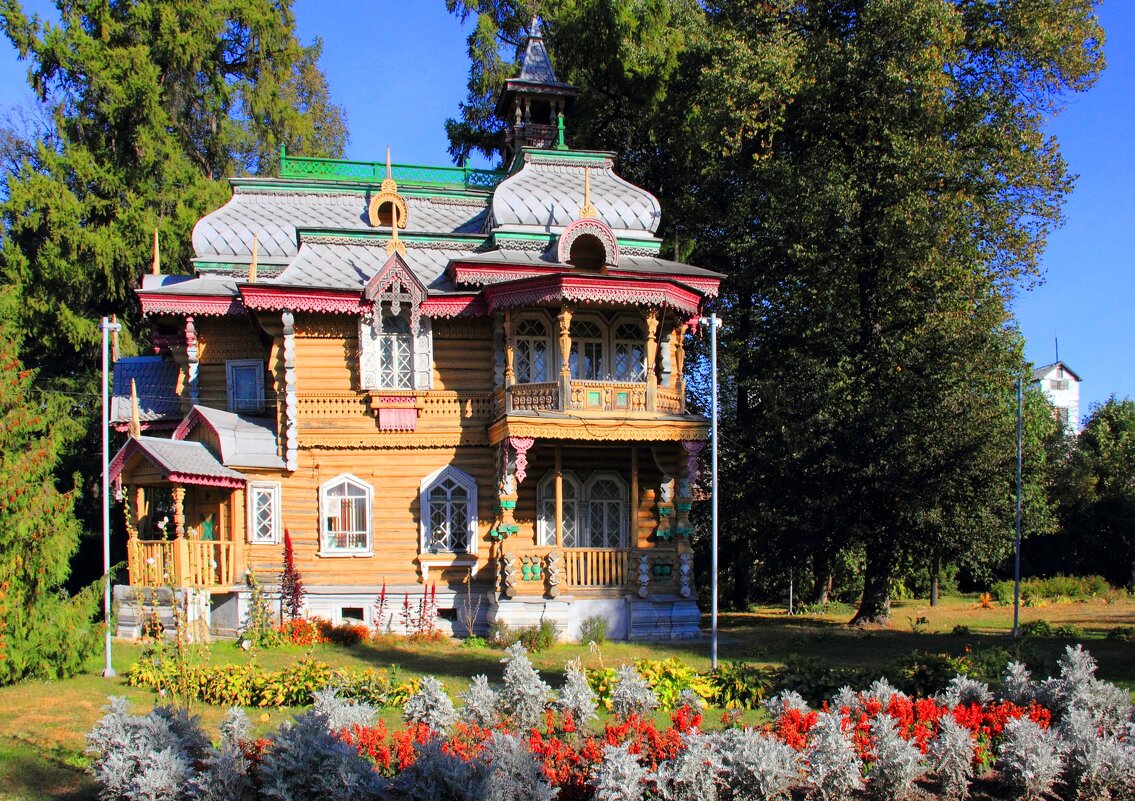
<box><xmin>108</xmin><ymin>438</ymin><xmax>140</xmax><ymax>484</ymax></box>
<box><xmin>240</xmin><ymin>286</ymin><xmax>366</xmax><ymax>314</ymax></box>
<box><xmin>165</xmin><ymin>472</ymin><xmax>246</xmax><ymax>489</ymax></box>
<box><xmin>420</xmin><ymin>295</ymin><xmax>486</xmax><ymax>318</ymax></box>
<box><xmin>450</xmin><ymin>264</ymin><xmax>555</xmax><ymax>286</ymax></box>
<box><xmin>112</xmin><ymin>420</ymin><xmax>180</xmax><ymax>434</ymax></box>
<box><xmin>139</xmin><ymin>293</ymin><xmax>244</xmax><ymax>317</ymax></box>
<box><xmin>484</xmin><ymin>275</ymin><xmax>704</xmax><ymax>316</ymax></box>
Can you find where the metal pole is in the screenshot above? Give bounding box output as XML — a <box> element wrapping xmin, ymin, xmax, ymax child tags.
<box><xmin>101</xmin><ymin>317</ymin><xmax>119</xmax><ymax>677</ymax></box>
<box><xmin>709</xmin><ymin>314</ymin><xmax>720</xmax><ymax>669</ymax></box>
<box><xmin>1012</xmin><ymin>376</ymin><xmax>1023</xmax><ymax>638</ymax></box>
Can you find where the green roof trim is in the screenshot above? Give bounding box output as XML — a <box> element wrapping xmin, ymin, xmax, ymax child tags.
<box><xmin>296</xmin><ymin>228</ymin><xmax>488</xmax><ymax>247</ymax></box>
<box><xmin>279</xmin><ymin>154</ymin><xmax>505</xmax><ymax>190</ymax></box>
<box><xmin>491</xmin><ymin>231</ymin><xmax>662</xmax><ymax>253</ymax></box>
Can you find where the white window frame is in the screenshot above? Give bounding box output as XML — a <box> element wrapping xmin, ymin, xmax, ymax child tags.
<box><xmin>569</xmin><ymin>315</ymin><xmax>608</xmax><ymax>380</ymax></box>
<box><xmin>226</xmin><ymin>359</ymin><xmax>265</xmax><ymax>414</ymax></box>
<box><xmin>513</xmin><ymin>312</ymin><xmax>554</xmax><ymax>384</ymax></box>
<box><xmin>611</xmin><ymin>315</ymin><xmax>647</xmax><ymax>382</ymax></box>
<box><xmin>583</xmin><ymin>471</ymin><xmax>629</xmax><ymax>548</ymax></box>
<box><xmin>537</xmin><ymin>470</ymin><xmax>582</xmax><ymax>547</ymax></box>
<box><xmin>419</xmin><ymin>466</ymin><xmax>479</xmax><ymax>555</ymax></box>
<box><xmin>318</xmin><ymin>473</ymin><xmax>373</xmax><ymax>556</ymax></box>
<box><xmin>247</xmin><ymin>481</ymin><xmax>282</xmax><ymax>544</ymax></box>
<box><xmin>359</xmin><ymin>312</ymin><xmax>433</xmax><ymax>391</ymax></box>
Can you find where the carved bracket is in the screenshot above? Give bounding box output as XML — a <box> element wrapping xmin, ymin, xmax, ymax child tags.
<box><xmin>681</xmin><ymin>439</ymin><xmax>705</xmax><ymax>488</ymax></box>
<box><xmin>282</xmin><ymin>311</ymin><xmax>298</xmax><ymax>471</ymax></box>
<box><xmin>507</xmin><ymin>436</ymin><xmax>536</xmax><ymax>486</ymax></box>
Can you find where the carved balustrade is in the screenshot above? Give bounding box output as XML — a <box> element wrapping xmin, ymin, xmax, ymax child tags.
<box><xmin>128</xmin><ymin>539</ymin><xmax>175</xmax><ymax>587</ymax></box>
<box><xmin>569</xmin><ymin>380</ymin><xmax>648</xmax><ymax>412</ymax></box>
<box><xmin>295</xmin><ymin>390</ymin><xmax>495</xmax><ymax>421</ymax></box>
<box><xmin>655</xmin><ymin>386</ymin><xmax>683</xmax><ymax>414</ymax></box>
<box><xmin>563</xmin><ymin>548</ymin><xmax>628</xmax><ymax>589</ymax></box>
<box><xmin>186</xmin><ymin>540</ymin><xmax>236</xmax><ymax>589</ymax></box>
<box><xmin>127</xmin><ymin>538</ymin><xmax>239</xmax><ymax>590</ymax></box>
<box><xmin>508</xmin><ymin>382</ymin><xmax>559</xmax><ymax>412</ymax></box>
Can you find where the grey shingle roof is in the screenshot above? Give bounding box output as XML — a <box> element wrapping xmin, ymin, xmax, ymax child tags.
<box><xmin>140</xmin><ymin>275</ymin><xmax>240</xmax><ymax>296</ymax></box>
<box><xmin>1031</xmin><ymin>361</ymin><xmax>1081</xmax><ymax>382</ymax></box>
<box><xmin>125</xmin><ymin>437</ymin><xmax>247</xmax><ymax>483</ymax></box>
<box><xmin>184</xmin><ymin>406</ymin><xmax>284</xmax><ymax>469</ymax></box>
<box><xmin>192</xmin><ymin>189</ymin><xmax>488</xmax><ymax>260</ymax></box>
<box><xmin>491</xmin><ymin>159</ymin><xmax>662</xmax><ymax>233</ymax></box>
<box><xmin>112</xmin><ymin>357</ymin><xmax>182</xmax><ymax>424</ymax></box>
<box><xmin>271</xmin><ymin>242</ymin><xmax>476</xmax><ymax>292</ymax></box>
<box><xmin>517</xmin><ymin>34</ymin><xmax>561</xmax><ymax>84</ymax></box>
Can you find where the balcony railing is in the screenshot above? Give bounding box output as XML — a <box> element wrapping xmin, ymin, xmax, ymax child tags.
<box><xmin>510</xmin><ymin>382</ymin><xmax>559</xmax><ymax>412</ymax></box>
<box><xmin>569</xmin><ymin>380</ymin><xmax>648</xmax><ymax>412</ymax></box>
<box><xmin>564</xmin><ymin>548</ymin><xmax>628</xmax><ymax>589</ymax></box>
<box><xmin>280</xmin><ymin>154</ymin><xmax>505</xmax><ymax>190</ymax></box>
<box><xmin>128</xmin><ymin>538</ymin><xmax>238</xmax><ymax>590</ymax></box>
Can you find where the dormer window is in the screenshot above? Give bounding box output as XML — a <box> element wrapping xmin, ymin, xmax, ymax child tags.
<box><xmin>568</xmin><ymin>233</ymin><xmax>605</xmax><ymax>270</ymax></box>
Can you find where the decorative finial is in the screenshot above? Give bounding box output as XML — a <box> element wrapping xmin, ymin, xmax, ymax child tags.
<box><xmin>386</xmin><ymin>216</ymin><xmax>406</xmax><ymax>257</ymax></box>
<box><xmin>151</xmin><ymin>228</ymin><xmax>160</xmax><ymax>275</ymax></box>
<box><xmin>248</xmin><ymin>235</ymin><xmax>258</xmax><ymax>284</ymax></box>
<box><xmin>129</xmin><ymin>378</ymin><xmax>141</xmax><ymax>439</ymax></box>
<box><xmin>381</xmin><ymin>146</ymin><xmax>398</xmax><ymax>193</ymax></box>
<box><xmin>580</xmin><ymin>167</ymin><xmax>598</xmax><ymax>219</ymax></box>
<box><xmin>110</xmin><ymin>314</ymin><xmax>119</xmax><ymax>363</ymax></box>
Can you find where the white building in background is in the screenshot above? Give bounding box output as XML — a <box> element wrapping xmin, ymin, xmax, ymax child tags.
<box><xmin>1030</xmin><ymin>361</ymin><xmax>1082</xmax><ymax>435</ymax></box>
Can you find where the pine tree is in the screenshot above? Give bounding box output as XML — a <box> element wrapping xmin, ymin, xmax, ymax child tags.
<box><xmin>0</xmin><ymin>326</ymin><xmax>98</xmax><ymax>684</ymax></box>
<box><xmin>280</xmin><ymin>529</ymin><xmax>306</xmax><ymax>621</ymax></box>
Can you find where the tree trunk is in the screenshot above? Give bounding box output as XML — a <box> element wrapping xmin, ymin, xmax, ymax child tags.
<box><xmin>851</xmin><ymin>542</ymin><xmax>893</xmax><ymax>625</ymax></box>
<box><xmin>812</xmin><ymin>552</ymin><xmax>832</xmax><ymax>605</ymax></box>
<box><xmin>929</xmin><ymin>549</ymin><xmax>941</xmax><ymax>607</ymax></box>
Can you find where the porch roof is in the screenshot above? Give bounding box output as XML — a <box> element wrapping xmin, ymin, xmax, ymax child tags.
<box><xmin>109</xmin><ymin>436</ymin><xmax>248</xmax><ymax>488</ymax></box>
<box><xmin>175</xmin><ymin>405</ymin><xmax>285</xmax><ymax>469</ymax></box>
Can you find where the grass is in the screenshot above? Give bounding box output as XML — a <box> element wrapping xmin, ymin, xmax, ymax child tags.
<box><xmin>0</xmin><ymin>593</ymin><xmax>1131</xmax><ymax>800</ymax></box>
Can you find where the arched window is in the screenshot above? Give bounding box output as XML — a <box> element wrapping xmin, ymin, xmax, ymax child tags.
<box><xmin>420</xmin><ymin>466</ymin><xmax>478</xmax><ymax>554</ymax></box>
<box><xmin>514</xmin><ymin>316</ymin><xmax>551</xmax><ymax>384</ymax></box>
<box><xmin>569</xmin><ymin>319</ymin><xmax>606</xmax><ymax>380</ymax></box>
<box><xmin>612</xmin><ymin>319</ymin><xmax>646</xmax><ymax>382</ymax></box>
<box><xmin>537</xmin><ymin>470</ymin><xmax>582</xmax><ymax>548</ymax></box>
<box><xmin>584</xmin><ymin>473</ymin><xmax>627</xmax><ymax>548</ymax></box>
<box><xmin>320</xmin><ymin>474</ymin><xmax>373</xmax><ymax>554</ymax></box>
<box><xmin>378</xmin><ymin>311</ymin><xmax>413</xmax><ymax>389</ymax></box>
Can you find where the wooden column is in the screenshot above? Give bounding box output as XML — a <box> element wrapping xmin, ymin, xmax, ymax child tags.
<box><xmin>630</xmin><ymin>446</ymin><xmax>639</xmax><ymax>546</ymax></box>
<box><xmin>645</xmin><ymin>310</ymin><xmax>659</xmax><ymax>411</ymax></box>
<box><xmin>230</xmin><ymin>487</ymin><xmax>246</xmax><ymax>584</ymax></box>
<box><xmin>503</xmin><ymin>310</ymin><xmax>514</xmax><ymax>412</ymax></box>
<box><xmin>676</xmin><ymin>329</ymin><xmax>687</xmax><ymax>413</ymax></box>
<box><xmin>554</xmin><ymin>445</ymin><xmax>564</xmax><ymax>548</ymax></box>
<box><xmin>171</xmin><ymin>485</ymin><xmax>189</xmax><ymax>587</ymax></box>
<box><xmin>557</xmin><ymin>305</ymin><xmax>572</xmax><ymax>412</ymax></box>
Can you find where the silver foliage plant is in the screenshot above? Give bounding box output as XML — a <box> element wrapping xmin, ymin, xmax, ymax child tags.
<box><xmin>1058</xmin><ymin>706</ymin><xmax>1135</xmax><ymax>801</ymax></box>
<box><xmin>402</xmin><ymin>675</ymin><xmax>457</xmax><ymax>731</ymax></box>
<box><xmin>940</xmin><ymin>675</ymin><xmax>993</xmax><ymax>708</ymax></box>
<box><xmin>998</xmin><ymin>716</ymin><xmax>1066</xmax><ymax>801</ymax></box>
<box><xmin>610</xmin><ymin>663</ymin><xmax>659</xmax><ymax>720</ymax></box>
<box><xmin>928</xmin><ymin>718</ymin><xmax>975</xmax><ymax>801</ymax></box>
<box><xmin>1002</xmin><ymin>662</ymin><xmax>1038</xmax><ymax>707</ymax></box>
<box><xmin>474</xmin><ymin>731</ymin><xmax>557</xmax><ymax>801</ymax></box>
<box><xmin>803</xmin><ymin>711</ymin><xmax>863</xmax><ymax>801</ymax></box>
<box><xmin>258</xmin><ymin>711</ymin><xmax>388</xmax><ymax>801</ymax></box>
<box><xmin>392</xmin><ymin>736</ymin><xmax>475</xmax><ymax>801</ymax></box>
<box><xmin>218</xmin><ymin>707</ymin><xmax>253</xmax><ymax>751</ymax></box>
<box><xmin>558</xmin><ymin>659</ymin><xmax>599</xmax><ymax>725</ymax></box>
<box><xmin>87</xmin><ymin>697</ymin><xmax>210</xmax><ymax>801</ymax></box>
<box><xmin>653</xmin><ymin>732</ymin><xmax>724</xmax><ymax>801</ymax></box>
<box><xmin>499</xmin><ymin>643</ymin><xmax>553</xmax><ymax>730</ymax></box>
<box><xmin>190</xmin><ymin>746</ymin><xmax>255</xmax><ymax>801</ymax></box>
<box><xmin>1049</xmin><ymin>646</ymin><xmax>1133</xmax><ymax>732</ymax></box>
<box><xmin>460</xmin><ymin>674</ymin><xmax>500</xmax><ymax>727</ymax></box>
<box><xmin>593</xmin><ymin>742</ymin><xmax>650</xmax><ymax>801</ymax></box>
<box><xmin>866</xmin><ymin>715</ymin><xmax>925</xmax><ymax>801</ymax></box>
<box><xmin>763</xmin><ymin>690</ymin><xmax>810</xmax><ymax>719</ymax></box>
<box><xmin>313</xmin><ymin>687</ymin><xmax>377</xmax><ymax>732</ymax></box>
<box><xmin>712</xmin><ymin>728</ymin><xmax>800</xmax><ymax>801</ymax></box>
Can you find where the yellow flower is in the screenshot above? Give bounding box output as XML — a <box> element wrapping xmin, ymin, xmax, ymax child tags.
<box><xmin>259</xmin><ymin>712</ymin><xmax>270</xmax><ymax>723</ymax></box>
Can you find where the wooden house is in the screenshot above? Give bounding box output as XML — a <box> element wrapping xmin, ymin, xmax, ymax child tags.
<box><xmin>109</xmin><ymin>29</ymin><xmax>721</xmax><ymax>640</ymax></box>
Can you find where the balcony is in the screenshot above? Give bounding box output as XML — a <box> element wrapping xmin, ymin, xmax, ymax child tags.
<box><xmin>503</xmin><ymin>379</ymin><xmax>683</xmax><ymax>415</ymax></box>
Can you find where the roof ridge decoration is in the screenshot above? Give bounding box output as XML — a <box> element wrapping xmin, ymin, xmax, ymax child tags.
<box><xmin>248</xmin><ymin>235</ymin><xmax>258</xmax><ymax>283</ymax></box>
<box><xmin>556</xmin><ymin>166</ymin><xmax>619</xmax><ymax>269</ymax></box>
<box><xmin>151</xmin><ymin>228</ymin><xmax>160</xmax><ymax>275</ymax></box>
<box><xmin>367</xmin><ymin>147</ymin><xmax>410</xmax><ymax>252</ymax></box>
<box><xmin>363</xmin><ymin>251</ymin><xmax>427</xmax><ymax>335</ymax></box>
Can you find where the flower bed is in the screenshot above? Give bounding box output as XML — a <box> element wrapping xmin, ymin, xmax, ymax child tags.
<box><xmin>93</xmin><ymin>644</ymin><xmax>1134</xmax><ymax>801</ymax></box>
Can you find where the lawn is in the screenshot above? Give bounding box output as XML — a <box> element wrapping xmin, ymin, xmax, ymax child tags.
<box><xmin>1</xmin><ymin>594</ymin><xmax>1131</xmax><ymax>800</ymax></box>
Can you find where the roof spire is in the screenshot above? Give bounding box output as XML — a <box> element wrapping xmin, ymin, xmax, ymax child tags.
<box><xmin>248</xmin><ymin>235</ymin><xmax>258</xmax><ymax>283</ymax></box>
<box><xmin>580</xmin><ymin>167</ymin><xmax>598</xmax><ymax>219</ymax></box>
<box><xmin>129</xmin><ymin>378</ymin><xmax>141</xmax><ymax>439</ymax></box>
<box><xmin>381</xmin><ymin>145</ymin><xmax>397</xmax><ymax>193</ymax></box>
<box><xmin>151</xmin><ymin>228</ymin><xmax>160</xmax><ymax>275</ymax></box>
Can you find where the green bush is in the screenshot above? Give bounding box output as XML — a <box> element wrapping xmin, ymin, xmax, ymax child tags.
<box><xmin>636</xmin><ymin>658</ymin><xmax>715</xmax><ymax>707</ymax></box>
<box><xmin>794</xmin><ymin>600</ymin><xmax>856</xmax><ymax>617</ymax></box>
<box><xmin>460</xmin><ymin>635</ymin><xmax>487</xmax><ymax>649</ymax></box>
<box><xmin>578</xmin><ymin>615</ymin><xmax>608</xmax><ymax>645</ymax></box>
<box><xmin>1106</xmin><ymin>626</ymin><xmax>1135</xmax><ymax>642</ymax></box>
<box><xmin>1020</xmin><ymin>619</ymin><xmax>1056</xmax><ymax>638</ymax></box>
<box><xmin>887</xmin><ymin>652</ymin><xmax>969</xmax><ymax>697</ymax></box>
<box><xmin>952</xmin><ymin>625</ymin><xmax>972</xmax><ymax>636</ymax></box>
<box><xmin>1053</xmin><ymin>624</ymin><xmax>1084</xmax><ymax>638</ymax></box>
<box><xmin>489</xmin><ymin>619</ymin><xmax>558</xmax><ymax>652</ymax></box>
<box><xmin>775</xmin><ymin>656</ymin><xmax>872</xmax><ymax>706</ymax></box>
<box><xmin>991</xmin><ymin>575</ymin><xmax>1117</xmax><ymax>605</ymax></box>
<box><xmin>707</xmin><ymin>661</ymin><xmax>775</xmax><ymax>709</ymax></box>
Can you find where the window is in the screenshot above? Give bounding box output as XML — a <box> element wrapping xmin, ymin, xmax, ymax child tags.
<box><xmin>584</xmin><ymin>473</ymin><xmax>628</xmax><ymax>548</ymax></box>
<box><xmin>537</xmin><ymin>471</ymin><xmax>582</xmax><ymax>547</ymax></box>
<box><xmin>377</xmin><ymin>312</ymin><xmax>413</xmax><ymax>389</ymax></box>
<box><xmin>570</xmin><ymin>319</ymin><xmax>606</xmax><ymax>380</ymax></box>
<box><xmin>226</xmin><ymin>360</ymin><xmax>265</xmax><ymax>414</ymax></box>
<box><xmin>319</xmin><ymin>474</ymin><xmax>372</xmax><ymax>554</ymax></box>
<box><xmin>514</xmin><ymin>316</ymin><xmax>551</xmax><ymax>383</ymax></box>
<box><xmin>420</xmin><ymin>467</ymin><xmax>478</xmax><ymax>554</ymax></box>
<box><xmin>248</xmin><ymin>482</ymin><xmax>281</xmax><ymax>544</ymax></box>
<box><xmin>613</xmin><ymin>320</ymin><xmax>646</xmax><ymax>382</ymax></box>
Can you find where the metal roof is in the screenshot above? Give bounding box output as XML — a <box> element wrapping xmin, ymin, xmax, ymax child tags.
<box><xmin>454</xmin><ymin>248</ymin><xmax>725</xmax><ymax>280</ymax></box>
<box><xmin>112</xmin><ymin>357</ymin><xmax>182</xmax><ymax>424</ymax></box>
<box><xmin>1031</xmin><ymin>361</ymin><xmax>1081</xmax><ymax>382</ymax></box>
<box><xmin>272</xmin><ymin>241</ymin><xmax>475</xmax><ymax>292</ymax></box>
<box><xmin>110</xmin><ymin>436</ymin><xmax>247</xmax><ymax>486</ymax></box>
<box><xmin>179</xmin><ymin>406</ymin><xmax>285</xmax><ymax>469</ymax></box>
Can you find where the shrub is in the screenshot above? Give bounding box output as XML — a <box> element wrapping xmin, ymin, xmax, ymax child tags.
<box><xmin>991</xmin><ymin>575</ymin><xmax>1117</xmax><ymax>605</ymax></box>
<box><xmin>318</xmin><ymin>618</ymin><xmax>371</xmax><ymax>647</ymax></box>
<box><xmin>278</xmin><ymin>617</ymin><xmax>325</xmax><ymax>645</ymax></box>
<box><xmin>314</xmin><ymin>687</ymin><xmax>377</xmax><ymax>731</ymax></box>
<box><xmin>998</xmin><ymin>717</ymin><xmax>1065</xmax><ymax>801</ymax></box>
<box><xmin>707</xmin><ymin>661</ymin><xmax>775</xmax><ymax>709</ymax></box>
<box><xmin>610</xmin><ymin>664</ymin><xmax>659</xmax><ymax>720</ymax></box>
<box><xmin>490</xmin><ymin>620</ymin><xmax>558</xmax><ymax>652</ymax></box>
<box><xmin>499</xmin><ymin>643</ymin><xmax>552</xmax><ymax>730</ymax></box>
<box><xmin>459</xmin><ymin>674</ymin><xmax>499</xmax><ymax>727</ymax></box>
<box><xmin>952</xmin><ymin>625</ymin><xmax>972</xmax><ymax>636</ymax></box>
<box><xmin>1020</xmin><ymin>619</ymin><xmax>1056</xmax><ymax>638</ymax></box>
<box><xmin>636</xmin><ymin>658</ymin><xmax>714</xmax><ymax>708</ymax></box>
<box><xmin>558</xmin><ymin>660</ymin><xmax>599</xmax><ymax>725</ymax></box>
<box><xmin>473</xmin><ymin>731</ymin><xmax>556</xmax><ymax>801</ymax></box>
<box><xmin>653</xmin><ymin>732</ymin><xmax>724</xmax><ymax>801</ymax></box>
<box><xmin>776</xmin><ymin>656</ymin><xmax>871</xmax><ymax>706</ymax></box>
<box><xmin>592</xmin><ymin>742</ymin><xmax>649</xmax><ymax>801</ymax></box>
<box><xmin>929</xmin><ymin>718</ymin><xmax>975</xmax><ymax>801</ymax></box>
<box><xmin>402</xmin><ymin>675</ymin><xmax>456</xmax><ymax>731</ymax></box>
<box><xmin>259</xmin><ymin>711</ymin><xmax>387</xmax><ymax>801</ymax></box>
<box><xmin>1059</xmin><ymin>706</ymin><xmax>1133</xmax><ymax>801</ymax></box>
<box><xmin>1105</xmin><ymin>626</ymin><xmax>1135</xmax><ymax>642</ymax></box>
<box><xmin>461</xmin><ymin>635</ymin><xmax>488</xmax><ymax>648</ymax></box>
<box><xmin>866</xmin><ymin>715</ymin><xmax>924</xmax><ymax>801</ymax></box>
<box><xmin>713</xmin><ymin>728</ymin><xmax>799</xmax><ymax>801</ymax></box>
<box><xmin>579</xmin><ymin>614</ymin><xmax>609</xmax><ymax>645</ymax></box>
<box><xmin>889</xmin><ymin>652</ymin><xmax>969</xmax><ymax>697</ymax></box>
<box><xmin>803</xmin><ymin>711</ymin><xmax>863</xmax><ymax>801</ymax></box>
<box><xmin>941</xmin><ymin>675</ymin><xmax>993</xmax><ymax>707</ymax></box>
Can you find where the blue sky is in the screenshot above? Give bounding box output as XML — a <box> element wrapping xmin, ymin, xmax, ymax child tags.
<box><xmin>1</xmin><ymin>1</ymin><xmax>1131</xmax><ymax>415</ymax></box>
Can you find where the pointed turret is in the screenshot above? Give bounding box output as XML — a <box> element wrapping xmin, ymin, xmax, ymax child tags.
<box><xmin>496</xmin><ymin>17</ymin><xmax>578</xmax><ymax>165</ymax></box>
